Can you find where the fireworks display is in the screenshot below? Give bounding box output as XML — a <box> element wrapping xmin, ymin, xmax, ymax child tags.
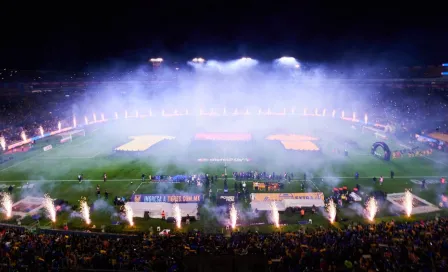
<box><xmin>58</xmin><ymin>121</ymin><xmax>62</xmax><ymax>131</ymax></box>
<box><xmin>124</xmin><ymin>203</ymin><xmax>134</xmax><ymax>226</ymax></box>
<box><xmin>39</xmin><ymin>126</ymin><xmax>44</xmax><ymax>137</ymax></box>
<box><xmin>230</xmin><ymin>203</ymin><xmax>238</xmax><ymax>229</ymax></box>
<box><xmin>79</xmin><ymin>197</ymin><xmax>91</xmax><ymax>225</ymax></box>
<box><xmin>43</xmin><ymin>194</ymin><xmax>56</xmax><ymax>222</ymax></box>
<box><xmin>364</xmin><ymin>113</ymin><xmax>368</xmax><ymax>124</ymax></box>
<box><xmin>84</xmin><ymin>116</ymin><xmax>88</xmax><ymax>125</ymax></box>
<box><xmin>404</xmin><ymin>190</ymin><xmax>413</xmax><ymax>217</ymax></box>
<box><xmin>93</xmin><ymin>113</ymin><xmax>97</xmax><ymax>122</ymax></box>
<box><xmin>271</xmin><ymin>202</ymin><xmax>280</xmax><ymax>228</ymax></box>
<box><xmin>20</xmin><ymin>131</ymin><xmax>27</xmax><ymax>141</ymax></box>
<box><xmin>1</xmin><ymin>193</ymin><xmax>12</xmax><ymax>218</ymax></box>
<box><xmin>326</xmin><ymin>198</ymin><xmax>337</xmax><ymax>224</ymax></box>
<box><xmin>73</xmin><ymin>116</ymin><xmax>77</xmax><ymax>128</ymax></box>
<box><xmin>365</xmin><ymin>197</ymin><xmax>378</xmax><ymax>222</ymax></box>
<box><xmin>173</xmin><ymin>203</ymin><xmax>182</xmax><ymax>229</ymax></box>
<box><xmin>101</xmin><ymin>113</ymin><xmax>105</xmax><ymax>121</ymax></box>
<box><xmin>0</xmin><ymin>136</ymin><xmax>6</xmax><ymax>151</ymax></box>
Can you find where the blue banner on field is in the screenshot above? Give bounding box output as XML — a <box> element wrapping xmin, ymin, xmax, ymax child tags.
<box><xmin>130</xmin><ymin>194</ymin><xmax>203</xmax><ymax>203</ymax></box>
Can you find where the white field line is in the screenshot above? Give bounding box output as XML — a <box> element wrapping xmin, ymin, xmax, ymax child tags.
<box><xmin>307</xmin><ymin>179</ymin><xmax>321</xmax><ymax>191</ymax></box>
<box><xmin>0</xmin><ymin>176</ymin><xmax>445</xmax><ymax>183</ymax></box>
<box><xmin>72</xmin><ymin>139</ymin><xmax>92</xmax><ymax>147</ymax></box>
<box><xmin>422</xmin><ymin>156</ymin><xmax>448</xmax><ymax>166</ymax></box>
<box><xmin>133</xmin><ymin>182</ymin><xmax>144</xmax><ymax>193</ymax></box>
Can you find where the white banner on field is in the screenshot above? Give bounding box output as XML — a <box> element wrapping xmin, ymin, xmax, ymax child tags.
<box><xmin>43</xmin><ymin>145</ymin><xmax>53</xmax><ymax>152</ymax></box>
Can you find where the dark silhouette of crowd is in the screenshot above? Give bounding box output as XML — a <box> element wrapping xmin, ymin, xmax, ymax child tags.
<box><xmin>1</xmin><ymin>217</ymin><xmax>448</xmax><ymax>271</ymax></box>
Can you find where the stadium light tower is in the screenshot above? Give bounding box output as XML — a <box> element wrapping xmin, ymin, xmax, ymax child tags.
<box><xmin>192</xmin><ymin>57</ymin><xmax>205</xmax><ymax>63</ymax></box>
<box><xmin>149</xmin><ymin>58</ymin><xmax>163</xmax><ymax>69</ymax></box>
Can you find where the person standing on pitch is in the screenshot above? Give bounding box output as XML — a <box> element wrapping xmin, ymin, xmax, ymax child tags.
<box><xmin>390</xmin><ymin>170</ymin><xmax>395</xmax><ymax>179</ymax></box>
<box><xmin>103</xmin><ymin>173</ymin><xmax>107</xmax><ymax>182</ymax></box>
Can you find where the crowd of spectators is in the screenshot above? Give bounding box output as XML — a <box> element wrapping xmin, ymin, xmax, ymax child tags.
<box><xmin>1</xmin><ymin>66</ymin><xmax>448</xmax><ymax>147</ymax></box>
<box><xmin>1</xmin><ymin>218</ymin><xmax>448</xmax><ymax>271</ymax></box>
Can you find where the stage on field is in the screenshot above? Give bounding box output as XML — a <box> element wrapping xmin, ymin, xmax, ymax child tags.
<box><xmin>266</xmin><ymin>134</ymin><xmax>320</xmax><ymax>151</ymax></box>
<box><xmin>11</xmin><ymin>196</ymin><xmax>45</xmax><ymax>218</ymax></box>
<box><xmin>250</xmin><ymin>192</ymin><xmax>325</xmax><ymax>212</ymax></box>
<box><xmin>387</xmin><ymin>192</ymin><xmax>440</xmax><ymax>215</ymax></box>
<box><xmin>115</xmin><ymin>135</ymin><xmax>175</xmax><ymax>152</ymax></box>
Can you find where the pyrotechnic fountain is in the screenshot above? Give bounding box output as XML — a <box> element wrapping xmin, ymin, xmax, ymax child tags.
<box><xmin>124</xmin><ymin>203</ymin><xmax>134</xmax><ymax>226</ymax></box>
<box><xmin>365</xmin><ymin>197</ymin><xmax>378</xmax><ymax>222</ymax></box>
<box><xmin>352</xmin><ymin>112</ymin><xmax>356</xmax><ymax>121</ymax></box>
<box><xmin>173</xmin><ymin>203</ymin><xmax>182</xmax><ymax>229</ymax></box>
<box><xmin>314</xmin><ymin>108</ymin><xmax>318</xmax><ymax>115</ymax></box>
<box><xmin>271</xmin><ymin>202</ymin><xmax>280</xmax><ymax>228</ymax></box>
<box><xmin>332</xmin><ymin>109</ymin><xmax>336</xmax><ymax>118</ymax></box>
<box><xmin>43</xmin><ymin>194</ymin><xmax>56</xmax><ymax>223</ymax></box>
<box><xmin>101</xmin><ymin>113</ymin><xmax>105</xmax><ymax>121</ymax></box>
<box><xmin>73</xmin><ymin>116</ymin><xmax>77</xmax><ymax>128</ymax></box>
<box><xmin>326</xmin><ymin>199</ymin><xmax>337</xmax><ymax>224</ymax></box>
<box><xmin>93</xmin><ymin>113</ymin><xmax>97</xmax><ymax>123</ymax></box>
<box><xmin>0</xmin><ymin>136</ymin><xmax>6</xmax><ymax>151</ymax></box>
<box><xmin>79</xmin><ymin>197</ymin><xmax>91</xmax><ymax>225</ymax></box>
<box><xmin>135</xmin><ymin>110</ymin><xmax>139</xmax><ymax>118</ymax></box>
<box><xmin>84</xmin><ymin>116</ymin><xmax>88</xmax><ymax>125</ymax></box>
<box><xmin>39</xmin><ymin>126</ymin><xmax>44</xmax><ymax>137</ymax></box>
<box><xmin>230</xmin><ymin>203</ymin><xmax>238</xmax><ymax>229</ymax></box>
<box><xmin>1</xmin><ymin>193</ymin><xmax>12</xmax><ymax>218</ymax></box>
<box><xmin>304</xmin><ymin>108</ymin><xmax>307</xmax><ymax>115</ymax></box>
<box><xmin>115</xmin><ymin>112</ymin><xmax>118</xmax><ymax>119</ymax></box>
<box><xmin>20</xmin><ymin>131</ymin><xmax>27</xmax><ymax>141</ymax></box>
<box><xmin>322</xmin><ymin>108</ymin><xmax>326</xmax><ymax>116</ymax></box>
<box><xmin>58</xmin><ymin>121</ymin><xmax>61</xmax><ymax>131</ymax></box>
<box><xmin>364</xmin><ymin>113</ymin><xmax>368</xmax><ymax>124</ymax></box>
<box><xmin>125</xmin><ymin>110</ymin><xmax>128</xmax><ymax>119</ymax></box>
<box><xmin>404</xmin><ymin>190</ymin><xmax>413</xmax><ymax>217</ymax></box>
<box><xmin>341</xmin><ymin>111</ymin><xmax>345</xmax><ymax>118</ymax></box>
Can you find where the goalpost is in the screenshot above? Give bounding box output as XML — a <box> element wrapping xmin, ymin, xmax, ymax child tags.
<box><xmin>59</xmin><ymin>129</ymin><xmax>86</xmax><ymax>143</ymax></box>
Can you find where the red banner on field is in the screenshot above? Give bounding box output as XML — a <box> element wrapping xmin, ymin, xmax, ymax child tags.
<box><xmin>194</xmin><ymin>133</ymin><xmax>252</xmax><ymax>141</ymax></box>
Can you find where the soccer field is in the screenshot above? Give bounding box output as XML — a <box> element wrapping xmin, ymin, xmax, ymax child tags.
<box><xmin>0</xmin><ymin>117</ymin><xmax>447</xmax><ymax>232</ymax></box>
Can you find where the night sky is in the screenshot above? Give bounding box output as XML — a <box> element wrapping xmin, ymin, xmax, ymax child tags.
<box><xmin>1</xmin><ymin>1</ymin><xmax>447</xmax><ymax>70</ymax></box>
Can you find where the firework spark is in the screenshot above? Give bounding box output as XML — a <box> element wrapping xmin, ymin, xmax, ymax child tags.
<box><xmin>404</xmin><ymin>190</ymin><xmax>413</xmax><ymax>217</ymax></box>
<box><xmin>20</xmin><ymin>131</ymin><xmax>27</xmax><ymax>141</ymax></box>
<box><xmin>173</xmin><ymin>203</ymin><xmax>182</xmax><ymax>229</ymax></box>
<box><xmin>326</xmin><ymin>199</ymin><xmax>337</xmax><ymax>224</ymax></box>
<box><xmin>0</xmin><ymin>136</ymin><xmax>6</xmax><ymax>151</ymax></box>
<box><xmin>365</xmin><ymin>197</ymin><xmax>378</xmax><ymax>222</ymax></box>
<box><xmin>39</xmin><ymin>126</ymin><xmax>44</xmax><ymax>137</ymax></box>
<box><xmin>124</xmin><ymin>203</ymin><xmax>134</xmax><ymax>226</ymax></box>
<box><xmin>79</xmin><ymin>197</ymin><xmax>91</xmax><ymax>225</ymax></box>
<box><xmin>230</xmin><ymin>203</ymin><xmax>238</xmax><ymax>229</ymax></box>
<box><xmin>271</xmin><ymin>202</ymin><xmax>280</xmax><ymax>228</ymax></box>
<box><xmin>58</xmin><ymin>121</ymin><xmax>61</xmax><ymax>131</ymax></box>
<box><xmin>1</xmin><ymin>193</ymin><xmax>12</xmax><ymax>218</ymax></box>
<box><xmin>43</xmin><ymin>194</ymin><xmax>56</xmax><ymax>222</ymax></box>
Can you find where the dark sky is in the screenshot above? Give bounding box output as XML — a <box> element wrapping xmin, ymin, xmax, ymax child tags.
<box><xmin>1</xmin><ymin>1</ymin><xmax>447</xmax><ymax>70</ymax></box>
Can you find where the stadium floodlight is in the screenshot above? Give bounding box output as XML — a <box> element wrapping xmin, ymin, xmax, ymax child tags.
<box><xmin>150</xmin><ymin>58</ymin><xmax>163</xmax><ymax>63</ymax></box>
<box><xmin>295</xmin><ymin>64</ymin><xmax>300</xmax><ymax>69</ymax></box>
<box><xmin>241</xmin><ymin>57</ymin><xmax>252</xmax><ymax>61</ymax></box>
<box><xmin>192</xmin><ymin>58</ymin><xmax>205</xmax><ymax>63</ymax></box>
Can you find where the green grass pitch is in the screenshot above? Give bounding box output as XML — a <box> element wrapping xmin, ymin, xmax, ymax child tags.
<box><xmin>0</xmin><ymin>118</ymin><xmax>447</xmax><ymax>233</ymax></box>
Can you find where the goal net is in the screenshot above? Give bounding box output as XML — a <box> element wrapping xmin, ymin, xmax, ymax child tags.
<box><xmin>59</xmin><ymin>129</ymin><xmax>85</xmax><ymax>143</ymax></box>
